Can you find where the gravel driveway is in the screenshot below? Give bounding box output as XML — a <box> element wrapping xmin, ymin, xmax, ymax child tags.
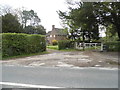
<box><xmin>1</xmin><ymin>49</ymin><xmax>119</xmax><ymax>68</ymax></box>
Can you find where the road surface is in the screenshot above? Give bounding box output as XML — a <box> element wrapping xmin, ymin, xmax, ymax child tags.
<box><xmin>1</xmin><ymin>65</ymin><xmax>118</xmax><ymax>88</ymax></box>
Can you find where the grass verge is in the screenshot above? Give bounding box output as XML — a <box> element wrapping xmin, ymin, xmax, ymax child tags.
<box><xmin>59</xmin><ymin>48</ymin><xmax>82</xmax><ymax>52</ymax></box>
<box><xmin>47</xmin><ymin>45</ymin><xmax>58</xmax><ymax>50</ymax></box>
<box><xmin>2</xmin><ymin>51</ymin><xmax>49</xmax><ymax>60</ymax></box>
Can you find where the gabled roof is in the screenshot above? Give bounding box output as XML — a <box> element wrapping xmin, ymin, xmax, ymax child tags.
<box><xmin>54</xmin><ymin>28</ymin><xmax>67</xmax><ymax>35</ymax></box>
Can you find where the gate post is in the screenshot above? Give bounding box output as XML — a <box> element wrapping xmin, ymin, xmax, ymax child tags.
<box><xmin>101</xmin><ymin>43</ymin><xmax>103</xmax><ymax>51</ymax></box>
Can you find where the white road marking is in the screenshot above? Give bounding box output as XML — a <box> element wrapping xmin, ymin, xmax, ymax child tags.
<box><xmin>0</xmin><ymin>82</ymin><xmax>63</xmax><ymax>88</ymax></box>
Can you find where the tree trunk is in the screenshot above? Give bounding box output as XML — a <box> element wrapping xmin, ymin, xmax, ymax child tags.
<box><xmin>117</xmin><ymin>29</ymin><xmax>120</xmax><ymax>41</ymax></box>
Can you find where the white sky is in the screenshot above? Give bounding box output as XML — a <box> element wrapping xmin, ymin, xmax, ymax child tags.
<box><xmin>0</xmin><ymin>0</ymin><xmax>69</xmax><ymax>32</ymax></box>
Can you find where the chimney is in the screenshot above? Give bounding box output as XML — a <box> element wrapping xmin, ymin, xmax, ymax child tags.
<box><xmin>52</xmin><ymin>25</ymin><xmax>55</xmax><ymax>30</ymax></box>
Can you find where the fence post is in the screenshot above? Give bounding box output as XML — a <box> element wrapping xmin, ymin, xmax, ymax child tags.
<box><xmin>75</xmin><ymin>42</ymin><xmax>77</xmax><ymax>49</ymax></box>
<box><xmin>83</xmin><ymin>42</ymin><xmax>85</xmax><ymax>51</ymax></box>
<box><xmin>101</xmin><ymin>43</ymin><xmax>103</xmax><ymax>51</ymax></box>
<box><xmin>95</xmin><ymin>43</ymin><xmax>97</xmax><ymax>49</ymax></box>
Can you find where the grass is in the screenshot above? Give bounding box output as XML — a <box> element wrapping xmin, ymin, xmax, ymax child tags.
<box><xmin>47</xmin><ymin>45</ymin><xmax>82</xmax><ymax>51</ymax></box>
<box><xmin>46</xmin><ymin>45</ymin><xmax>98</xmax><ymax>51</ymax></box>
<box><xmin>47</xmin><ymin>45</ymin><xmax>58</xmax><ymax>50</ymax></box>
<box><xmin>2</xmin><ymin>51</ymin><xmax>49</xmax><ymax>60</ymax></box>
<box><xmin>59</xmin><ymin>48</ymin><xmax>82</xmax><ymax>52</ymax></box>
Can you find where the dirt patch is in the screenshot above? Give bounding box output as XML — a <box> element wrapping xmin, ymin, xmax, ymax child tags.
<box><xmin>1</xmin><ymin>49</ymin><xmax>119</xmax><ymax>68</ymax></box>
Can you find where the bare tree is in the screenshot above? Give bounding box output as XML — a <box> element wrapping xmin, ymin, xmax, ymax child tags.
<box><xmin>0</xmin><ymin>4</ymin><xmax>13</xmax><ymax>15</ymax></box>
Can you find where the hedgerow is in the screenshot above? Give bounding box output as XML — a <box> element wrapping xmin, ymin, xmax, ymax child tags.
<box><xmin>58</xmin><ymin>40</ymin><xmax>74</xmax><ymax>50</ymax></box>
<box><xmin>104</xmin><ymin>41</ymin><xmax>120</xmax><ymax>51</ymax></box>
<box><xmin>2</xmin><ymin>33</ymin><xmax>46</xmax><ymax>57</ymax></box>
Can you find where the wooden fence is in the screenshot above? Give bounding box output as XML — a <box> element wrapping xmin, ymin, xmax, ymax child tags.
<box><xmin>75</xmin><ymin>42</ymin><xmax>104</xmax><ymax>51</ymax></box>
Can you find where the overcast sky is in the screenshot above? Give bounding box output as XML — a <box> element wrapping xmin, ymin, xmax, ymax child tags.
<box><xmin>0</xmin><ymin>0</ymin><xmax>70</xmax><ymax>32</ymax></box>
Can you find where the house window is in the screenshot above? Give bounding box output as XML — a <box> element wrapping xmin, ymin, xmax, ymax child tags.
<box><xmin>50</xmin><ymin>35</ymin><xmax>52</xmax><ymax>37</ymax></box>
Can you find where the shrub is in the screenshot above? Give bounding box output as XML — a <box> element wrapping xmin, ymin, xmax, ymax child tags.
<box><xmin>2</xmin><ymin>33</ymin><xmax>46</xmax><ymax>57</ymax></box>
<box><xmin>58</xmin><ymin>40</ymin><xmax>75</xmax><ymax>50</ymax></box>
<box><xmin>104</xmin><ymin>41</ymin><xmax>120</xmax><ymax>51</ymax></box>
<box><xmin>52</xmin><ymin>40</ymin><xmax>58</xmax><ymax>45</ymax></box>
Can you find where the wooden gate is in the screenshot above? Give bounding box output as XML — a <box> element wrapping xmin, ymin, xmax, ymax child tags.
<box><xmin>75</xmin><ymin>42</ymin><xmax>103</xmax><ymax>51</ymax></box>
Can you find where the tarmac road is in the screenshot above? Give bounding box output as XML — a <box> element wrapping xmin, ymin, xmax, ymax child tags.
<box><xmin>1</xmin><ymin>65</ymin><xmax>118</xmax><ymax>88</ymax></box>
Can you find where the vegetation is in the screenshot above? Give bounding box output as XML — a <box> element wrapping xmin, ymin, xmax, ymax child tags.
<box><xmin>58</xmin><ymin>2</ymin><xmax>100</xmax><ymax>42</ymax></box>
<box><xmin>52</xmin><ymin>40</ymin><xmax>58</xmax><ymax>46</ymax></box>
<box><xmin>47</xmin><ymin>45</ymin><xmax>58</xmax><ymax>50</ymax></box>
<box><xmin>0</xmin><ymin>6</ymin><xmax>47</xmax><ymax>58</ymax></box>
<box><xmin>57</xmin><ymin>1</ymin><xmax>120</xmax><ymax>52</ymax></box>
<box><xmin>2</xmin><ymin>13</ymin><xmax>23</xmax><ymax>33</ymax></box>
<box><xmin>58</xmin><ymin>2</ymin><xmax>120</xmax><ymax>41</ymax></box>
<box><xmin>104</xmin><ymin>41</ymin><xmax>120</xmax><ymax>51</ymax></box>
<box><xmin>0</xmin><ymin>5</ymin><xmax>46</xmax><ymax>35</ymax></box>
<box><xmin>58</xmin><ymin>40</ymin><xmax>74</xmax><ymax>50</ymax></box>
<box><xmin>22</xmin><ymin>10</ymin><xmax>41</xmax><ymax>27</ymax></box>
<box><xmin>94</xmin><ymin>2</ymin><xmax>120</xmax><ymax>40</ymax></box>
<box><xmin>2</xmin><ymin>33</ymin><xmax>46</xmax><ymax>58</ymax></box>
<box><xmin>24</xmin><ymin>25</ymin><xmax>46</xmax><ymax>35</ymax></box>
<box><xmin>21</xmin><ymin>9</ymin><xmax>46</xmax><ymax>35</ymax></box>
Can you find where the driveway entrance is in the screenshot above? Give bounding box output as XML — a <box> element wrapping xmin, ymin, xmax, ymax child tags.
<box><xmin>1</xmin><ymin>49</ymin><xmax>118</xmax><ymax>68</ymax></box>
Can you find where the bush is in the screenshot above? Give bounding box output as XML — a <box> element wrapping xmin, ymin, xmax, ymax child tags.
<box><xmin>52</xmin><ymin>40</ymin><xmax>58</xmax><ymax>45</ymax></box>
<box><xmin>2</xmin><ymin>33</ymin><xmax>46</xmax><ymax>57</ymax></box>
<box><xmin>104</xmin><ymin>41</ymin><xmax>120</xmax><ymax>51</ymax></box>
<box><xmin>58</xmin><ymin>40</ymin><xmax>75</xmax><ymax>50</ymax></box>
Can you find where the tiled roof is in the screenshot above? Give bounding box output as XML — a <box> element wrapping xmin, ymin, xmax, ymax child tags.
<box><xmin>54</xmin><ymin>28</ymin><xmax>67</xmax><ymax>35</ymax></box>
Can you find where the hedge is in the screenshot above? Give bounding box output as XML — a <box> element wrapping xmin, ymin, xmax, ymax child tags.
<box><xmin>104</xmin><ymin>41</ymin><xmax>120</xmax><ymax>51</ymax></box>
<box><xmin>2</xmin><ymin>33</ymin><xmax>46</xmax><ymax>57</ymax></box>
<box><xmin>58</xmin><ymin>40</ymin><xmax>75</xmax><ymax>50</ymax></box>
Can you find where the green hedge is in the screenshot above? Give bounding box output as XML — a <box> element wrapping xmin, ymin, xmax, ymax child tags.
<box><xmin>104</xmin><ymin>41</ymin><xmax>120</xmax><ymax>51</ymax></box>
<box><xmin>2</xmin><ymin>33</ymin><xmax>46</xmax><ymax>57</ymax></box>
<box><xmin>58</xmin><ymin>40</ymin><xmax>75</xmax><ymax>50</ymax></box>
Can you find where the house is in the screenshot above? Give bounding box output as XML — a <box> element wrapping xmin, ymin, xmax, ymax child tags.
<box><xmin>46</xmin><ymin>25</ymin><xmax>67</xmax><ymax>45</ymax></box>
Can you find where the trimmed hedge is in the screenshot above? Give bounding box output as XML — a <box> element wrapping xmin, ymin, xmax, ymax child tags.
<box><xmin>104</xmin><ymin>41</ymin><xmax>120</xmax><ymax>51</ymax></box>
<box><xmin>58</xmin><ymin>40</ymin><xmax>75</xmax><ymax>50</ymax></box>
<box><xmin>2</xmin><ymin>33</ymin><xmax>46</xmax><ymax>57</ymax></box>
